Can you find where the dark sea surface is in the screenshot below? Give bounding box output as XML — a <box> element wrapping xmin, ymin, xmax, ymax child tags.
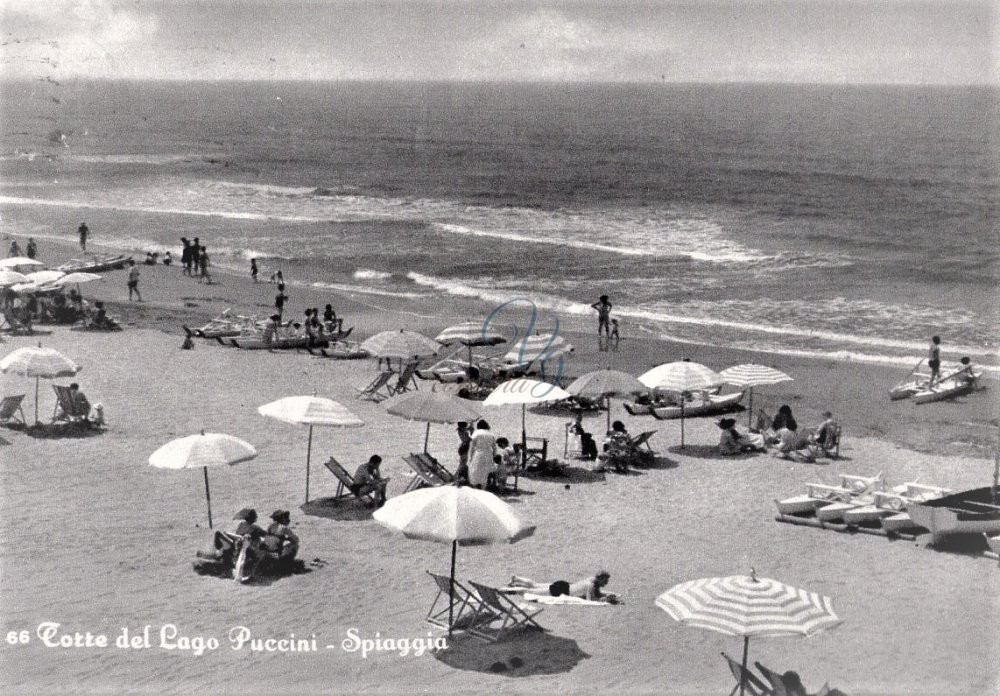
<box><xmin>1</xmin><ymin>80</ymin><xmax>997</xmax><ymax>367</ymax></box>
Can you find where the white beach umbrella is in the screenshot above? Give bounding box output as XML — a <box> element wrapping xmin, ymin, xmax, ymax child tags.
<box><xmin>9</xmin><ymin>282</ymin><xmax>45</xmax><ymax>293</ymax></box>
<box><xmin>149</xmin><ymin>431</ymin><xmax>258</xmax><ymax>528</ymax></box>
<box><xmin>25</xmin><ymin>270</ymin><xmax>65</xmax><ymax>285</ymax></box>
<box><xmin>0</xmin><ymin>270</ymin><xmax>29</xmax><ymax>287</ymax></box>
<box><xmin>639</xmin><ymin>361</ymin><xmax>724</xmax><ymax>447</ymax></box>
<box><xmin>719</xmin><ymin>364</ymin><xmax>794</xmax><ymax>426</ymax></box>
<box><xmin>373</xmin><ymin>486</ymin><xmax>535</xmax><ymax>636</ymax></box>
<box><xmin>0</xmin><ymin>345</ymin><xmax>80</xmax><ymax>423</ymax></box>
<box><xmin>484</xmin><ymin>378</ymin><xmax>572</xmax><ymax>467</ymax></box>
<box><xmin>0</xmin><ymin>257</ymin><xmax>44</xmax><ymax>269</ymax></box>
<box><xmin>656</xmin><ymin>570</ymin><xmax>842</xmax><ymax>696</ymax></box>
<box><xmin>258</xmin><ymin>395</ymin><xmax>364</xmax><ymax>504</ymax></box>
<box><xmin>566</xmin><ymin>369</ymin><xmax>647</xmax><ymax>430</ymax></box>
<box><xmin>361</xmin><ymin>329</ymin><xmax>442</xmax><ymax>365</ymax></box>
<box><xmin>383</xmin><ymin>391</ymin><xmax>482</xmax><ymax>453</ymax></box>
<box><xmin>54</xmin><ymin>272</ymin><xmax>102</xmax><ymax>285</ymax></box>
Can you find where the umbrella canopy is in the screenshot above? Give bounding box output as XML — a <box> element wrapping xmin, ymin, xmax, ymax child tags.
<box><xmin>373</xmin><ymin>486</ymin><xmax>535</xmax><ymax>635</ymax></box>
<box><xmin>0</xmin><ymin>257</ymin><xmax>44</xmax><ymax>269</ymax></box>
<box><xmin>53</xmin><ymin>272</ymin><xmax>102</xmax><ymax>285</ymax></box>
<box><xmin>9</xmin><ymin>282</ymin><xmax>45</xmax><ymax>293</ymax></box>
<box><xmin>25</xmin><ymin>270</ymin><xmax>65</xmax><ymax>284</ymax></box>
<box><xmin>383</xmin><ymin>390</ymin><xmax>482</xmax><ymax>452</ymax></box>
<box><xmin>0</xmin><ymin>346</ymin><xmax>81</xmax><ymax>423</ymax></box>
<box><xmin>656</xmin><ymin>571</ymin><xmax>841</xmax><ymax>696</ymax></box>
<box><xmin>258</xmin><ymin>396</ymin><xmax>364</xmax><ymax>504</ymax></box>
<box><xmin>503</xmin><ymin>333</ymin><xmax>565</xmax><ymax>366</ymax></box>
<box><xmin>148</xmin><ymin>431</ymin><xmax>258</xmax><ymax>528</ymax></box>
<box><xmin>566</xmin><ymin>369</ymin><xmax>647</xmax><ymax>430</ymax></box>
<box><xmin>484</xmin><ymin>378</ymin><xmax>572</xmax><ymax>467</ymax></box>
<box><xmin>361</xmin><ymin>329</ymin><xmax>441</xmax><ymax>361</ymax></box>
<box><xmin>719</xmin><ymin>364</ymin><xmax>793</xmax><ymax>426</ymax></box>
<box><xmin>638</xmin><ymin>361</ymin><xmax>724</xmax><ymax>447</ymax></box>
<box><xmin>0</xmin><ymin>270</ymin><xmax>29</xmax><ymax>286</ymax></box>
<box><xmin>435</xmin><ymin>321</ymin><xmax>507</xmax><ymax>365</ymax></box>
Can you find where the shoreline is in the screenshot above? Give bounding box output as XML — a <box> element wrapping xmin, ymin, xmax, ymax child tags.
<box><xmin>4</xmin><ymin>226</ymin><xmax>997</xmax><ymax>459</ymax></box>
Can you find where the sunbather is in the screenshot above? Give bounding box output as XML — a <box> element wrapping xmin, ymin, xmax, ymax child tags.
<box><xmin>507</xmin><ymin>570</ymin><xmax>619</xmax><ymax>603</ymax></box>
<box><xmin>261</xmin><ymin>509</ymin><xmax>299</xmax><ymax>561</ymax></box>
<box><xmin>774</xmin><ymin>426</ymin><xmax>817</xmax><ymax>462</ymax></box>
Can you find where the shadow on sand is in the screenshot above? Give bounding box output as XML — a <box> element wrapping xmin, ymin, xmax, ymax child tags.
<box><xmin>23</xmin><ymin>422</ymin><xmax>108</xmax><ymax>440</ymax></box>
<box><xmin>519</xmin><ymin>465</ymin><xmax>607</xmax><ymax>485</ymax></box>
<box><xmin>433</xmin><ymin>630</ymin><xmax>590</xmax><ymax>677</ymax></box>
<box><xmin>300</xmin><ymin>497</ymin><xmax>375</xmax><ymax>521</ymax></box>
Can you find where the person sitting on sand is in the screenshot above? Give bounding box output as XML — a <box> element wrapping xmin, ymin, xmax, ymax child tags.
<box><xmin>352</xmin><ymin>455</ymin><xmax>388</xmax><ymax>507</ymax></box>
<box><xmin>772</xmin><ymin>404</ymin><xmax>797</xmax><ymax>433</ymax></box>
<box><xmin>717</xmin><ymin>418</ymin><xmax>765</xmax><ymax>455</ymax></box>
<box><xmin>261</xmin><ymin>509</ymin><xmax>299</xmax><ymax>561</ymax></box>
<box><xmin>220</xmin><ymin>508</ymin><xmax>267</xmax><ymax>580</ymax></box>
<box><xmin>507</xmin><ymin>570</ymin><xmax>619</xmax><ymax>604</ymax></box>
<box><xmin>262</xmin><ymin>313</ymin><xmax>280</xmax><ymax>350</ymax></box>
<box><xmin>162</xmin><ymin>251</ymin><xmax>173</xmax><ymax>266</ymax></box>
<box><xmin>812</xmin><ymin>411</ymin><xmax>838</xmax><ymax>448</ymax></box>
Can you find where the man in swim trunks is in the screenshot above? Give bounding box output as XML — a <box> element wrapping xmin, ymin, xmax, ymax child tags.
<box><xmin>928</xmin><ymin>335</ymin><xmax>941</xmax><ymax>386</ymax></box>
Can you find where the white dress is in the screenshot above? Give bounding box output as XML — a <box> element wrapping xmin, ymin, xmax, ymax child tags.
<box><xmin>467</xmin><ymin>430</ymin><xmax>497</xmax><ymax>487</ymax></box>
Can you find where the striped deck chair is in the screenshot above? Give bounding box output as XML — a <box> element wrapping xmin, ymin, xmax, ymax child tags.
<box><xmin>466</xmin><ymin>580</ymin><xmax>545</xmax><ymax>643</ymax></box>
<box><xmin>401</xmin><ymin>454</ymin><xmax>445</xmax><ymax>492</ymax></box>
<box><xmin>0</xmin><ymin>394</ymin><xmax>26</xmax><ymax>426</ymax></box>
<box><xmin>324</xmin><ymin>457</ymin><xmax>390</xmax><ymax>505</ymax></box>
<box><xmin>52</xmin><ymin>385</ymin><xmax>88</xmax><ymax>423</ymax></box>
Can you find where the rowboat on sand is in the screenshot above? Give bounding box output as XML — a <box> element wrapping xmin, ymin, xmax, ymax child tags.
<box><xmin>651</xmin><ymin>390</ymin><xmax>745</xmax><ymax>420</ymax></box>
<box><xmin>57</xmin><ymin>255</ymin><xmax>131</xmax><ymax>274</ymax></box>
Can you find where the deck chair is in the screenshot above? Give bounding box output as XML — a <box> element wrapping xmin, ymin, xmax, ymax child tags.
<box><xmin>0</xmin><ymin>394</ymin><xmax>26</xmax><ymax>426</ymax></box>
<box><xmin>814</xmin><ymin>423</ymin><xmax>842</xmax><ymax>459</ymax></box>
<box><xmin>0</xmin><ymin>308</ymin><xmax>32</xmax><ymax>334</ymax></box>
<box><xmin>388</xmin><ymin>362</ymin><xmax>419</xmax><ymax>396</ymax></box>
<box><xmin>721</xmin><ymin>652</ymin><xmax>774</xmax><ymax>696</ymax></box>
<box><xmin>354</xmin><ymin>371</ymin><xmax>394</xmax><ymax>402</ymax></box>
<box><xmin>426</xmin><ymin>571</ymin><xmax>497</xmax><ymax>632</ymax></box>
<box><xmin>564</xmin><ymin>422</ymin><xmax>583</xmax><ymax>459</ymax></box>
<box><xmin>52</xmin><ymin>385</ymin><xmax>88</xmax><ymax>422</ymax></box>
<box><xmin>417</xmin><ymin>452</ymin><xmax>455</xmax><ymax>484</ymax></box>
<box><xmin>324</xmin><ymin>457</ymin><xmax>390</xmax><ymax>505</ymax></box>
<box><xmin>754</xmin><ymin>662</ymin><xmax>807</xmax><ymax>696</ymax></box>
<box><xmin>466</xmin><ymin>580</ymin><xmax>544</xmax><ymax>643</ymax></box>
<box><xmin>401</xmin><ymin>454</ymin><xmax>446</xmax><ymax>492</ymax></box>
<box><xmin>628</xmin><ymin>430</ymin><xmax>657</xmax><ymax>465</ymax></box>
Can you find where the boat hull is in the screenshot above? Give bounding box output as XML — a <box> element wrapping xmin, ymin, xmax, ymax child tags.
<box><xmin>912</xmin><ymin>379</ymin><xmax>975</xmax><ymax>404</ymax></box>
<box><xmin>907</xmin><ymin>487</ymin><xmax>1000</xmax><ymax>543</ymax></box>
<box><xmin>652</xmin><ymin>392</ymin><xmax>744</xmax><ymax>420</ymax></box>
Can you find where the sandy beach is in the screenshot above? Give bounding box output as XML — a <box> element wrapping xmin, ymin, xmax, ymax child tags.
<box><xmin>1</xmin><ymin>231</ymin><xmax>998</xmax><ymax>695</ymax></box>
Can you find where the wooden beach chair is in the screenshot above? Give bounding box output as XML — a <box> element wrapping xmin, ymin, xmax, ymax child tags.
<box><xmin>401</xmin><ymin>454</ymin><xmax>445</xmax><ymax>492</ymax></box>
<box><xmin>0</xmin><ymin>394</ymin><xmax>26</xmax><ymax>426</ymax></box>
<box><xmin>51</xmin><ymin>384</ymin><xmax>88</xmax><ymax>423</ymax></box>
<box><xmin>721</xmin><ymin>652</ymin><xmax>774</xmax><ymax>696</ymax></box>
<box><xmin>324</xmin><ymin>457</ymin><xmax>390</xmax><ymax>505</ymax></box>
<box><xmin>466</xmin><ymin>580</ymin><xmax>544</xmax><ymax>643</ymax></box>
<box><xmin>388</xmin><ymin>362</ymin><xmax>420</xmax><ymax>396</ymax></box>
<box><xmin>514</xmin><ymin>437</ymin><xmax>549</xmax><ymax>470</ymax></box>
<box><xmin>355</xmin><ymin>371</ymin><xmax>394</xmax><ymax>402</ymax></box>
<box><xmin>416</xmin><ymin>452</ymin><xmax>455</xmax><ymax>484</ymax></box>
<box><xmin>425</xmin><ymin>571</ymin><xmax>496</xmax><ymax>632</ymax></box>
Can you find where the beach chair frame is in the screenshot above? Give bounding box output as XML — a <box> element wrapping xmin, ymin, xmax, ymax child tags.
<box><xmin>425</xmin><ymin>571</ymin><xmax>495</xmax><ymax>632</ymax></box>
<box><xmin>324</xmin><ymin>457</ymin><xmax>390</xmax><ymax>505</ymax></box>
<box><xmin>401</xmin><ymin>454</ymin><xmax>444</xmax><ymax>492</ymax></box>
<box><xmin>387</xmin><ymin>362</ymin><xmax>420</xmax><ymax>396</ymax></box>
<box><xmin>0</xmin><ymin>394</ymin><xmax>26</xmax><ymax>426</ymax></box>
<box><xmin>0</xmin><ymin>308</ymin><xmax>32</xmax><ymax>335</ymax></box>
<box><xmin>51</xmin><ymin>384</ymin><xmax>88</xmax><ymax>423</ymax></box>
<box><xmin>721</xmin><ymin>652</ymin><xmax>774</xmax><ymax>696</ymax></box>
<box><xmin>354</xmin><ymin>371</ymin><xmax>394</xmax><ymax>402</ymax></box>
<box><xmin>466</xmin><ymin>580</ymin><xmax>544</xmax><ymax>643</ymax></box>
<box><xmin>416</xmin><ymin>452</ymin><xmax>455</xmax><ymax>484</ymax></box>
<box><xmin>514</xmin><ymin>437</ymin><xmax>548</xmax><ymax>470</ymax></box>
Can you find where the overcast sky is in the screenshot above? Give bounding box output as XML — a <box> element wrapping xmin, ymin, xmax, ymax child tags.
<box><xmin>1</xmin><ymin>1</ymin><xmax>995</xmax><ymax>83</ymax></box>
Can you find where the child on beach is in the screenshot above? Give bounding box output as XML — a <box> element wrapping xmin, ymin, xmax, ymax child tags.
<box><xmin>250</xmin><ymin>258</ymin><xmax>259</xmax><ymax>283</ymax></box>
<box><xmin>591</xmin><ymin>295</ymin><xmax>612</xmax><ymax>337</ymax></box>
<box><xmin>198</xmin><ymin>247</ymin><xmax>213</xmax><ymax>284</ymax></box>
<box><xmin>275</xmin><ymin>284</ymin><xmax>288</xmax><ymax>319</ymax></box>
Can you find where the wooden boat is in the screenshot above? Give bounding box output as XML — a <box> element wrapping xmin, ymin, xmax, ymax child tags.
<box><xmin>623</xmin><ymin>402</ymin><xmax>653</xmax><ymax>416</ymax></box>
<box><xmin>774</xmin><ymin>473</ymin><xmax>885</xmax><ymax>516</ymax></box>
<box><xmin>184</xmin><ymin>311</ymin><xmax>262</xmax><ymax>339</ymax></box>
<box><xmin>912</xmin><ymin>373</ymin><xmax>979</xmax><ymax>405</ymax></box>
<box><xmin>906</xmin><ymin>487</ymin><xmax>1000</xmax><ymax>544</ymax></box>
<box><xmin>316</xmin><ymin>341</ymin><xmax>369</xmax><ymax>359</ymax></box>
<box><xmin>231</xmin><ymin>334</ymin><xmax>308</xmax><ymax>350</ymax></box>
<box><xmin>843</xmin><ymin>482</ymin><xmax>952</xmax><ymax>526</ymax></box>
<box><xmin>651</xmin><ymin>391</ymin><xmax>745</xmax><ymax>420</ymax></box>
<box><xmin>889</xmin><ymin>375</ymin><xmax>931</xmax><ymax>400</ymax></box>
<box><xmin>57</xmin><ymin>255</ymin><xmax>131</xmax><ymax>274</ymax></box>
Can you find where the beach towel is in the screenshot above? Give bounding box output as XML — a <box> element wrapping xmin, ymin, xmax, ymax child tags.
<box><xmin>521</xmin><ymin>593</ymin><xmax>610</xmax><ymax>606</ymax></box>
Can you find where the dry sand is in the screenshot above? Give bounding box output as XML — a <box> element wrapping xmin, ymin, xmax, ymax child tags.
<box><xmin>1</xmin><ymin>235</ymin><xmax>998</xmax><ymax>695</ymax></box>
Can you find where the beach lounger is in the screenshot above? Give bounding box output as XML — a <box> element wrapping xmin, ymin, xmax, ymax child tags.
<box><xmin>401</xmin><ymin>454</ymin><xmax>447</xmax><ymax>492</ymax></box>
<box><xmin>324</xmin><ymin>457</ymin><xmax>390</xmax><ymax>505</ymax></box>
<box><xmin>0</xmin><ymin>308</ymin><xmax>32</xmax><ymax>335</ymax></box>
<box><xmin>721</xmin><ymin>652</ymin><xmax>774</xmax><ymax>696</ymax></box>
<box><xmin>426</xmin><ymin>571</ymin><xmax>496</xmax><ymax>633</ymax></box>
<box><xmin>0</xmin><ymin>394</ymin><xmax>26</xmax><ymax>426</ymax></box>
<box><xmin>623</xmin><ymin>401</ymin><xmax>652</xmax><ymax>416</ymax></box>
<box><xmin>466</xmin><ymin>580</ymin><xmax>545</xmax><ymax>643</ymax></box>
<box><xmin>51</xmin><ymin>384</ymin><xmax>89</xmax><ymax>423</ymax></box>
<box><xmin>355</xmin><ymin>371</ymin><xmax>394</xmax><ymax>402</ymax></box>
<box><xmin>387</xmin><ymin>362</ymin><xmax>419</xmax><ymax>396</ymax></box>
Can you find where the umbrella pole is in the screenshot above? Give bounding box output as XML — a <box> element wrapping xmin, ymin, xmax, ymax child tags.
<box><xmin>203</xmin><ymin>467</ymin><xmax>213</xmax><ymax>529</ymax></box>
<box><xmin>521</xmin><ymin>404</ymin><xmax>527</xmax><ymax>469</ymax></box>
<box><xmin>606</xmin><ymin>396</ymin><xmax>611</xmax><ymax>432</ymax></box>
<box><xmin>747</xmin><ymin>387</ymin><xmax>754</xmax><ymax>428</ymax></box>
<box><xmin>739</xmin><ymin>636</ymin><xmax>750</xmax><ymax>696</ymax></box>
<box><xmin>449</xmin><ymin>540</ymin><xmax>457</xmax><ymax>638</ymax></box>
<box><xmin>424</xmin><ymin>422</ymin><xmax>431</xmax><ymax>453</ymax></box>
<box><xmin>35</xmin><ymin>376</ymin><xmax>40</xmax><ymax>424</ymax></box>
<box><xmin>680</xmin><ymin>399</ymin><xmax>685</xmax><ymax>449</ymax></box>
<box><xmin>305</xmin><ymin>425</ymin><xmax>313</xmax><ymax>504</ymax></box>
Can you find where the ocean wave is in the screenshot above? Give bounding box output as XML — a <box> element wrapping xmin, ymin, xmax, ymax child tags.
<box><xmin>310</xmin><ymin>280</ymin><xmax>425</xmax><ymax>299</ymax></box>
<box><xmin>353</xmin><ymin>268</ymin><xmax>393</xmax><ymax>280</ymax></box>
<box><xmin>66</xmin><ymin>154</ymin><xmax>214</xmax><ymax>165</ymax></box>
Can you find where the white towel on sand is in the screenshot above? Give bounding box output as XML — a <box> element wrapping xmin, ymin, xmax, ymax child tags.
<box><xmin>522</xmin><ymin>593</ymin><xmax>609</xmax><ymax>606</ymax></box>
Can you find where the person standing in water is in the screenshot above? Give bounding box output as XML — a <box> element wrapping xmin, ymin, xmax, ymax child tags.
<box><xmin>250</xmin><ymin>258</ymin><xmax>259</xmax><ymax>283</ymax></box>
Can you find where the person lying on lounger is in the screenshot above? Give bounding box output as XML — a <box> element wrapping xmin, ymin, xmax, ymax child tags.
<box><xmin>506</xmin><ymin>570</ymin><xmax>619</xmax><ymax>603</ymax></box>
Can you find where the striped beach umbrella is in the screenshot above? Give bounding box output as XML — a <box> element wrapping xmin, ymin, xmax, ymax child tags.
<box><xmin>0</xmin><ymin>345</ymin><xmax>81</xmax><ymax>423</ymax></box>
<box><xmin>258</xmin><ymin>396</ymin><xmax>364</xmax><ymax>504</ymax></box>
<box><xmin>373</xmin><ymin>486</ymin><xmax>535</xmax><ymax>636</ymax></box>
<box><xmin>361</xmin><ymin>329</ymin><xmax>441</xmax><ymax>364</ymax></box>
<box><xmin>566</xmin><ymin>369</ymin><xmax>647</xmax><ymax>430</ymax></box>
<box><xmin>435</xmin><ymin>321</ymin><xmax>507</xmax><ymax>365</ymax></box>
<box><xmin>656</xmin><ymin>570</ymin><xmax>842</xmax><ymax>696</ymax></box>
<box><xmin>638</xmin><ymin>361</ymin><xmax>724</xmax><ymax>447</ymax></box>
<box><xmin>720</xmin><ymin>364</ymin><xmax>793</xmax><ymax>426</ymax></box>
<box><xmin>149</xmin><ymin>431</ymin><xmax>258</xmax><ymax>528</ymax></box>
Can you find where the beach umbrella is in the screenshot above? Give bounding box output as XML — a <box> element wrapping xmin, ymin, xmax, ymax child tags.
<box><xmin>435</xmin><ymin>321</ymin><xmax>507</xmax><ymax>365</ymax></box>
<box><xmin>53</xmin><ymin>272</ymin><xmax>102</xmax><ymax>286</ymax></box>
<box><xmin>373</xmin><ymin>486</ymin><xmax>534</xmax><ymax>636</ymax></box>
<box><xmin>639</xmin><ymin>361</ymin><xmax>724</xmax><ymax>447</ymax></box>
<box><xmin>25</xmin><ymin>270</ymin><xmax>65</xmax><ymax>285</ymax></box>
<box><xmin>720</xmin><ymin>364</ymin><xmax>793</xmax><ymax>427</ymax></box>
<box><xmin>502</xmin><ymin>333</ymin><xmax>565</xmax><ymax>370</ymax></box>
<box><xmin>361</xmin><ymin>329</ymin><xmax>441</xmax><ymax>368</ymax></box>
<box><xmin>0</xmin><ymin>257</ymin><xmax>44</xmax><ymax>269</ymax></box>
<box><xmin>566</xmin><ymin>369</ymin><xmax>647</xmax><ymax>431</ymax></box>
<box><xmin>0</xmin><ymin>345</ymin><xmax>80</xmax><ymax>423</ymax></box>
<box><xmin>148</xmin><ymin>431</ymin><xmax>257</xmax><ymax>528</ymax></box>
<box><xmin>656</xmin><ymin>570</ymin><xmax>842</xmax><ymax>696</ymax></box>
<box><xmin>383</xmin><ymin>391</ymin><xmax>481</xmax><ymax>452</ymax></box>
<box><xmin>0</xmin><ymin>270</ymin><xmax>29</xmax><ymax>287</ymax></box>
<box><xmin>258</xmin><ymin>396</ymin><xmax>364</xmax><ymax>504</ymax></box>
<box><xmin>9</xmin><ymin>282</ymin><xmax>44</xmax><ymax>293</ymax></box>
<box><xmin>484</xmin><ymin>378</ymin><xmax>571</xmax><ymax>468</ymax></box>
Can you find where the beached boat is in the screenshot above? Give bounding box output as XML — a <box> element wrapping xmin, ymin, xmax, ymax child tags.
<box><xmin>911</xmin><ymin>373</ymin><xmax>979</xmax><ymax>405</ymax></box>
<box><xmin>623</xmin><ymin>402</ymin><xmax>653</xmax><ymax>416</ymax></box>
<box><xmin>57</xmin><ymin>255</ymin><xmax>131</xmax><ymax>274</ymax></box>
<box><xmin>842</xmin><ymin>482</ymin><xmax>952</xmax><ymax>526</ymax></box>
<box><xmin>906</xmin><ymin>486</ymin><xmax>1000</xmax><ymax>544</ymax></box>
<box><xmin>316</xmin><ymin>341</ymin><xmax>369</xmax><ymax>359</ymax></box>
<box><xmin>888</xmin><ymin>374</ymin><xmax>931</xmax><ymax>400</ymax></box>
<box><xmin>651</xmin><ymin>391</ymin><xmax>744</xmax><ymax>420</ymax></box>
<box><xmin>185</xmin><ymin>311</ymin><xmax>263</xmax><ymax>339</ymax></box>
<box><xmin>231</xmin><ymin>335</ymin><xmax>308</xmax><ymax>350</ymax></box>
<box><xmin>774</xmin><ymin>473</ymin><xmax>885</xmax><ymax>516</ymax></box>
